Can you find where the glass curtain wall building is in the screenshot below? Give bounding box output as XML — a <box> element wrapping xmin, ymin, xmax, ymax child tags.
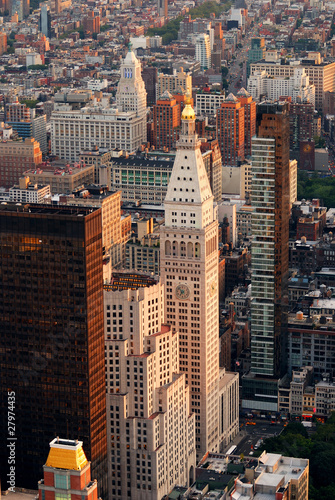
<box><xmin>0</xmin><ymin>204</ymin><xmax>107</xmax><ymax>497</ymax></box>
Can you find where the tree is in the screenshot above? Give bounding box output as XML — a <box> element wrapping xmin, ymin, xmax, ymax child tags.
<box><xmin>20</xmin><ymin>99</ymin><xmax>38</xmax><ymax>108</ymax></box>
<box><xmin>221</xmin><ymin>66</ymin><xmax>228</xmax><ymax>77</ymax></box>
<box><xmin>282</xmin><ymin>421</ymin><xmax>309</xmax><ymax>438</ymax></box>
<box><xmin>222</xmin><ymin>78</ymin><xmax>229</xmax><ymax>90</ymax></box>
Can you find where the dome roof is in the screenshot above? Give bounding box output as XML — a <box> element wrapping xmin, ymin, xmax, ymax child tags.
<box><xmin>181</xmin><ymin>95</ymin><xmax>195</xmax><ymax>120</ymax></box>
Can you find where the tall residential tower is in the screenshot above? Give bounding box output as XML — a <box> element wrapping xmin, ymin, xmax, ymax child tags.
<box><xmin>242</xmin><ymin>102</ymin><xmax>290</xmax><ymax>411</ymax></box>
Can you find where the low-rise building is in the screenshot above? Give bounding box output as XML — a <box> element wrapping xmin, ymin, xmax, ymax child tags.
<box><xmin>288</xmin><ymin>312</ymin><xmax>335</xmax><ymax>378</ymax></box>
<box><xmin>6</xmin><ymin>176</ymin><xmax>50</xmax><ymax>203</ymax></box>
<box><xmin>196</xmin><ymin>89</ymin><xmax>226</xmax><ymax>116</ymax></box>
<box><xmin>290</xmin><ymin>367</ymin><xmax>314</xmax><ymax>416</ymax></box>
<box><xmin>194</xmin><ymin>452</ymin><xmax>309</xmax><ymax>500</ymax></box>
<box><xmin>315</xmin><ymin>378</ymin><xmax>335</xmax><ymax>417</ymax></box>
<box><xmin>24</xmin><ymin>163</ymin><xmax>94</xmax><ymax>194</ymax></box>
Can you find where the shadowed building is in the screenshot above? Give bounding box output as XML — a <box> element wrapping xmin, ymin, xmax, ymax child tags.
<box><xmin>0</xmin><ymin>204</ymin><xmax>107</xmax><ymax>496</ymax></box>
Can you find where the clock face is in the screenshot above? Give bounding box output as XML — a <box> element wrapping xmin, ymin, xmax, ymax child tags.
<box><xmin>209</xmin><ymin>280</ymin><xmax>217</xmax><ymax>297</ymax></box>
<box><xmin>175</xmin><ymin>283</ymin><xmax>190</xmax><ymax>300</ymax></box>
<box><xmin>304</xmin><ymin>144</ymin><xmax>311</xmax><ymax>153</ymax></box>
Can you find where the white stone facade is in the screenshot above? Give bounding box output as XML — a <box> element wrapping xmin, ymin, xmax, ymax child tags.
<box><xmin>196</xmin><ymin>92</ymin><xmax>226</xmax><ymax>116</ymax></box>
<box><xmin>247</xmin><ymin>67</ymin><xmax>315</xmax><ymax>105</ymax></box>
<box><xmin>104</xmin><ymin>282</ymin><xmax>196</xmax><ymax>500</ymax></box>
<box><xmin>51</xmin><ymin>48</ymin><xmax>147</xmax><ymax>161</ymax></box>
<box><xmin>160</xmin><ymin>99</ymin><xmax>226</xmax><ymax>459</ymax></box>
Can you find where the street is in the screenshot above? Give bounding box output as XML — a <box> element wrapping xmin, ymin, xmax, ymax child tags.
<box><xmin>233</xmin><ymin>419</ymin><xmax>285</xmax><ymax>457</ymax></box>
<box><xmin>226</xmin><ymin>25</ymin><xmax>261</xmax><ymax>94</ymax></box>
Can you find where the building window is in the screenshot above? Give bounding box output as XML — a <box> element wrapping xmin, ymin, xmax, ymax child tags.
<box><xmin>55</xmin><ymin>475</ymin><xmax>70</xmax><ymax>490</ymax></box>
<box><xmin>55</xmin><ymin>494</ymin><xmax>70</xmax><ymax>500</ymax></box>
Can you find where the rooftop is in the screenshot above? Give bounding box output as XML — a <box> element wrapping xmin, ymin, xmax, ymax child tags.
<box><xmin>0</xmin><ymin>203</ymin><xmax>99</xmax><ymax>217</ymax></box>
<box><xmin>2</xmin><ymin>491</ymin><xmax>38</xmax><ymax>500</ymax></box>
<box><xmin>45</xmin><ymin>437</ymin><xmax>88</xmax><ymax>471</ymax></box>
<box><xmin>104</xmin><ymin>272</ymin><xmax>158</xmax><ymax>291</ymax></box>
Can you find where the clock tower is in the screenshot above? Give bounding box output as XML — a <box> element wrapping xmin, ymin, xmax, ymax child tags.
<box><xmin>160</xmin><ymin>97</ymin><xmax>223</xmax><ymax>458</ymax></box>
<box><xmin>115</xmin><ymin>44</ymin><xmax>147</xmax><ymax>144</ymax></box>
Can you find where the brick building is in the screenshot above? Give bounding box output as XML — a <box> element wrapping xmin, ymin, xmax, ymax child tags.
<box><xmin>217</xmin><ymin>93</ymin><xmax>245</xmax><ymax>166</ymax></box>
<box><xmin>0</xmin><ymin>137</ymin><xmax>42</xmax><ymax>188</ymax></box>
<box><xmin>153</xmin><ymin>90</ymin><xmax>181</xmax><ymax>150</ymax></box>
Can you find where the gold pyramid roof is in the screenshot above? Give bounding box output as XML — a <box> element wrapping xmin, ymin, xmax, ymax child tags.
<box><xmin>45</xmin><ymin>438</ymin><xmax>88</xmax><ymax>471</ymax></box>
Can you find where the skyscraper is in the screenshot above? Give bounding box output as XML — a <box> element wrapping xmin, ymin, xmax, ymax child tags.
<box><xmin>51</xmin><ymin>47</ymin><xmax>147</xmax><ymax>160</ymax></box>
<box><xmin>160</xmin><ymin>97</ymin><xmax>228</xmax><ymax>458</ymax></box>
<box><xmin>157</xmin><ymin>0</ymin><xmax>167</xmax><ymax>17</ymax></box>
<box><xmin>116</xmin><ymin>44</ymin><xmax>147</xmax><ymax>132</ymax></box>
<box><xmin>195</xmin><ymin>33</ymin><xmax>211</xmax><ymax>70</ymax></box>
<box><xmin>247</xmin><ymin>37</ymin><xmax>265</xmax><ymax>77</ymax></box>
<box><xmin>142</xmin><ymin>66</ymin><xmax>158</xmax><ymax>105</ymax></box>
<box><xmin>39</xmin><ymin>5</ymin><xmax>51</xmax><ymax>38</ymax></box>
<box><xmin>242</xmin><ymin>102</ymin><xmax>290</xmax><ymax>411</ymax></box>
<box><xmin>236</xmin><ymin>88</ymin><xmax>256</xmax><ymax>158</ymax></box>
<box><xmin>104</xmin><ymin>274</ymin><xmax>196</xmax><ymax>499</ymax></box>
<box><xmin>216</xmin><ymin>93</ymin><xmax>245</xmax><ymax>166</ymax></box>
<box><xmin>153</xmin><ymin>90</ymin><xmax>181</xmax><ymax>150</ymax></box>
<box><xmin>0</xmin><ymin>204</ymin><xmax>107</xmax><ymax>496</ymax></box>
<box><xmin>6</xmin><ymin>98</ymin><xmax>47</xmax><ymax>153</ymax></box>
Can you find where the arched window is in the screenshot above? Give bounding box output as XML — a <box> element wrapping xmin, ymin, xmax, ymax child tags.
<box><xmin>165</xmin><ymin>240</ymin><xmax>171</xmax><ymax>256</ymax></box>
<box><xmin>180</xmin><ymin>241</ymin><xmax>186</xmax><ymax>257</ymax></box>
<box><xmin>187</xmin><ymin>242</ymin><xmax>193</xmax><ymax>258</ymax></box>
<box><xmin>172</xmin><ymin>241</ymin><xmax>178</xmax><ymax>256</ymax></box>
<box><xmin>195</xmin><ymin>242</ymin><xmax>201</xmax><ymax>258</ymax></box>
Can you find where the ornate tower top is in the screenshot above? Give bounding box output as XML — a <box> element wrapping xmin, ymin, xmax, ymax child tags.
<box><xmin>181</xmin><ymin>94</ymin><xmax>195</xmax><ymax>121</ymax></box>
<box><xmin>164</xmin><ymin>93</ymin><xmax>214</xmax><ymax>229</ymax></box>
<box><xmin>116</xmin><ymin>44</ymin><xmax>147</xmax><ymax>117</ymax></box>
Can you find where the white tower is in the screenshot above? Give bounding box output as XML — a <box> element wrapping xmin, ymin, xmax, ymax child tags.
<box><xmin>195</xmin><ymin>33</ymin><xmax>211</xmax><ymax>70</ymax></box>
<box><xmin>116</xmin><ymin>44</ymin><xmax>147</xmax><ymax>144</ymax></box>
<box><xmin>160</xmin><ymin>97</ymin><xmax>222</xmax><ymax>458</ymax></box>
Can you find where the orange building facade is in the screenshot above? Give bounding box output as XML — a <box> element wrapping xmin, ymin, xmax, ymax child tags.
<box><xmin>153</xmin><ymin>90</ymin><xmax>181</xmax><ymax>150</ymax></box>
<box><xmin>216</xmin><ymin>93</ymin><xmax>245</xmax><ymax>166</ymax></box>
<box><xmin>237</xmin><ymin>88</ymin><xmax>256</xmax><ymax>158</ymax></box>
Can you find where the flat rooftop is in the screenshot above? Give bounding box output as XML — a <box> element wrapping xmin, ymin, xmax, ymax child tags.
<box><xmin>256</xmin><ymin>472</ymin><xmax>283</xmax><ymax>487</ymax></box>
<box><xmin>0</xmin><ymin>203</ymin><xmax>99</xmax><ymax>217</ymax></box>
<box><xmin>2</xmin><ymin>491</ymin><xmax>38</xmax><ymax>500</ymax></box>
<box><xmin>104</xmin><ymin>272</ymin><xmax>158</xmax><ymax>291</ymax></box>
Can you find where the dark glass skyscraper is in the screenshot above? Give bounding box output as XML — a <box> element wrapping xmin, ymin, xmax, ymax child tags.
<box><xmin>0</xmin><ymin>204</ymin><xmax>107</xmax><ymax>496</ymax></box>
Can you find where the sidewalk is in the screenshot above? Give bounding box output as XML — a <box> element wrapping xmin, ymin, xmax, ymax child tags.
<box><xmin>224</xmin><ymin>429</ymin><xmax>248</xmax><ymax>453</ymax></box>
